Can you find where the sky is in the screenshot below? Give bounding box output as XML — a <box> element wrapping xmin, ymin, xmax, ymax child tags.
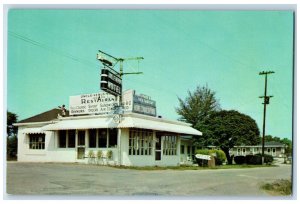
<box><xmin>6</xmin><ymin>9</ymin><xmax>294</xmax><ymax>139</ymax></box>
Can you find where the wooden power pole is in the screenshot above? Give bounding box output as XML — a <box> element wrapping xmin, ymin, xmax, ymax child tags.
<box><xmin>259</xmin><ymin>71</ymin><xmax>274</xmax><ymax>164</ymax></box>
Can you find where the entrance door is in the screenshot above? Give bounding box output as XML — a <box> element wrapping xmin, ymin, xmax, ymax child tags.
<box><xmin>155</xmin><ymin>135</ymin><xmax>162</xmax><ymax>160</ymax></box>
<box><xmin>77</xmin><ymin>130</ymin><xmax>85</xmax><ymax>159</ymax></box>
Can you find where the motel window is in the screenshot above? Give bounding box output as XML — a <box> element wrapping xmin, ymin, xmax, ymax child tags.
<box><xmin>68</xmin><ymin>130</ymin><xmax>76</xmax><ymax>148</ymax></box>
<box><xmin>98</xmin><ymin>129</ymin><xmax>107</xmax><ymax>147</ymax></box>
<box><xmin>267</xmin><ymin>148</ymin><xmax>271</xmax><ymax>154</ymax></box>
<box><xmin>129</xmin><ymin>129</ymin><xmax>153</xmax><ymax>156</ymax></box>
<box><xmin>163</xmin><ymin>135</ymin><xmax>177</xmax><ymax>156</ymax></box>
<box><xmin>109</xmin><ymin>129</ymin><xmax>118</xmax><ymax>148</ymax></box>
<box><xmin>181</xmin><ymin>145</ymin><xmax>185</xmax><ymax>154</ymax></box>
<box><xmin>242</xmin><ymin>148</ymin><xmax>246</xmax><ymax>155</ymax></box>
<box><xmin>89</xmin><ymin>129</ymin><xmax>97</xmax><ymax>148</ymax></box>
<box><xmin>58</xmin><ymin>130</ymin><xmax>66</xmax><ymax>148</ymax></box>
<box><xmin>29</xmin><ymin>133</ymin><xmax>45</xmax><ymax>149</ymax></box>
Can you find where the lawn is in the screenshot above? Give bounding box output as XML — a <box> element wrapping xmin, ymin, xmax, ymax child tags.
<box><xmin>112</xmin><ymin>164</ymin><xmax>277</xmax><ymax>171</ymax></box>
<box><xmin>260</xmin><ymin>179</ymin><xmax>292</xmax><ymax>196</ymax></box>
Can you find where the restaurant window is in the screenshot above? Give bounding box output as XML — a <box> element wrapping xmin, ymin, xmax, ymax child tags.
<box><xmin>29</xmin><ymin>133</ymin><xmax>45</xmax><ymax>149</ymax></box>
<box><xmin>68</xmin><ymin>130</ymin><xmax>76</xmax><ymax>148</ymax></box>
<box><xmin>191</xmin><ymin>146</ymin><xmax>196</xmax><ymax>160</ymax></box>
<box><xmin>109</xmin><ymin>129</ymin><xmax>118</xmax><ymax>148</ymax></box>
<box><xmin>98</xmin><ymin>129</ymin><xmax>107</xmax><ymax>147</ymax></box>
<box><xmin>129</xmin><ymin>129</ymin><xmax>153</xmax><ymax>156</ymax></box>
<box><xmin>78</xmin><ymin>130</ymin><xmax>85</xmax><ymax>146</ymax></box>
<box><xmin>181</xmin><ymin>145</ymin><xmax>185</xmax><ymax>154</ymax></box>
<box><xmin>187</xmin><ymin>146</ymin><xmax>191</xmax><ymax>155</ymax></box>
<box><xmin>163</xmin><ymin>135</ymin><xmax>177</xmax><ymax>156</ymax></box>
<box><xmin>58</xmin><ymin>130</ymin><xmax>66</xmax><ymax>148</ymax></box>
<box><xmin>89</xmin><ymin>129</ymin><xmax>97</xmax><ymax>148</ymax></box>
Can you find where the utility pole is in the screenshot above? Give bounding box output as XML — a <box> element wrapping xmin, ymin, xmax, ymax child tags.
<box><xmin>259</xmin><ymin>71</ymin><xmax>274</xmax><ymax>164</ymax></box>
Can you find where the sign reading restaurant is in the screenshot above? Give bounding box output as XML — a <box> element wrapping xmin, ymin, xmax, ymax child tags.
<box><xmin>69</xmin><ymin>90</ymin><xmax>156</xmax><ymax>116</ymax></box>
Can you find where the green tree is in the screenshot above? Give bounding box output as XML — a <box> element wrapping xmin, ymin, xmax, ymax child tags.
<box><xmin>7</xmin><ymin>111</ymin><xmax>18</xmax><ymax>159</ymax></box>
<box><xmin>264</xmin><ymin>135</ymin><xmax>281</xmax><ymax>142</ymax></box>
<box><xmin>176</xmin><ymin>85</ymin><xmax>220</xmax><ymax>127</ymax></box>
<box><xmin>176</xmin><ymin>85</ymin><xmax>220</xmax><ymax>146</ymax></box>
<box><xmin>7</xmin><ymin>111</ymin><xmax>18</xmax><ymax>136</ymax></box>
<box><xmin>202</xmin><ymin>110</ymin><xmax>260</xmax><ymax>164</ymax></box>
<box><xmin>281</xmin><ymin>138</ymin><xmax>292</xmax><ymax>156</ymax></box>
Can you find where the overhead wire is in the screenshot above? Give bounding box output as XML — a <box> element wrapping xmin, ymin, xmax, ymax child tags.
<box><xmin>8</xmin><ymin>30</ymin><xmax>98</xmax><ymax>68</ymax></box>
<box><xmin>9</xmin><ymin>30</ymin><xmax>180</xmax><ymax>97</ymax></box>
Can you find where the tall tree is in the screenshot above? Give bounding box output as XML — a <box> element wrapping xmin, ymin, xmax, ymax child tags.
<box><xmin>176</xmin><ymin>85</ymin><xmax>220</xmax><ymax>128</ymax></box>
<box><xmin>7</xmin><ymin>111</ymin><xmax>18</xmax><ymax>137</ymax></box>
<box><xmin>264</xmin><ymin>135</ymin><xmax>281</xmax><ymax>143</ymax></box>
<box><xmin>7</xmin><ymin>111</ymin><xmax>18</xmax><ymax>159</ymax></box>
<box><xmin>202</xmin><ymin>110</ymin><xmax>260</xmax><ymax>164</ymax></box>
<box><xmin>280</xmin><ymin>138</ymin><xmax>292</xmax><ymax>156</ymax></box>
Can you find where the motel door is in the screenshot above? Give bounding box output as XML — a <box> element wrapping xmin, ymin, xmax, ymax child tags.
<box><xmin>155</xmin><ymin>135</ymin><xmax>162</xmax><ymax>160</ymax></box>
<box><xmin>77</xmin><ymin>130</ymin><xmax>85</xmax><ymax>159</ymax></box>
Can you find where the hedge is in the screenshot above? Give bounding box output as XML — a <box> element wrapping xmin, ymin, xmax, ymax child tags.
<box><xmin>234</xmin><ymin>155</ymin><xmax>245</xmax><ymax>164</ymax></box>
<box><xmin>245</xmin><ymin>155</ymin><xmax>261</xmax><ymax>165</ymax></box>
<box><xmin>255</xmin><ymin>153</ymin><xmax>273</xmax><ymax>164</ymax></box>
<box><xmin>235</xmin><ymin>154</ymin><xmax>274</xmax><ymax>165</ymax></box>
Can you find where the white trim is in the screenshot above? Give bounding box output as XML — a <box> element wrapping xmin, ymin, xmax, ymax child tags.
<box><xmin>21</xmin><ymin>127</ymin><xmax>45</xmax><ymax>134</ymax></box>
<box><xmin>40</xmin><ymin>113</ymin><xmax>202</xmax><ymax>136</ymax></box>
<box><xmin>14</xmin><ymin>121</ymin><xmax>53</xmax><ymax>126</ymax></box>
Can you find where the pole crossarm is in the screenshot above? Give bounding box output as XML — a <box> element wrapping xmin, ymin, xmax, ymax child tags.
<box><xmin>259</xmin><ymin>71</ymin><xmax>275</xmax><ymax>75</ymax></box>
<box><xmin>122</xmin><ymin>72</ymin><xmax>143</xmax><ymax>76</ymax></box>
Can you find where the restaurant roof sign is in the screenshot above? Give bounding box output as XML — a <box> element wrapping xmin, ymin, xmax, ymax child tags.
<box><xmin>69</xmin><ymin>90</ymin><xmax>156</xmax><ymax>117</ymax></box>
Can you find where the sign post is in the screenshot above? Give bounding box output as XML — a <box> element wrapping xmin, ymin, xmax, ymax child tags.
<box><xmin>97</xmin><ymin>50</ymin><xmax>144</xmax><ymax>166</ymax></box>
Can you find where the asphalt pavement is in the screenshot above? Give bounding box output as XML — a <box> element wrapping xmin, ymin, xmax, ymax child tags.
<box><xmin>5</xmin><ymin>162</ymin><xmax>292</xmax><ymax>198</ymax></box>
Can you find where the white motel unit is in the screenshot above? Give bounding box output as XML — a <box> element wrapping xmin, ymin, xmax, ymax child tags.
<box><xmin>14</xmin><ymin>90</ymin><xmax>202</xmax><ymax>166</ymax></box>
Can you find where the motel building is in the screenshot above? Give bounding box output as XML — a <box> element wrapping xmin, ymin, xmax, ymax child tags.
<box><xmin>14</xmin><ymin>90</ymin><xmax>202</xmax><ymax>166</ymax></box>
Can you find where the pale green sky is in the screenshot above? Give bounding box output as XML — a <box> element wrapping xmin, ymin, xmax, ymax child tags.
<box><xmin>7</xmin><ymin>9</ymin><xmax>294</xmax><ymax>139</ymax></box>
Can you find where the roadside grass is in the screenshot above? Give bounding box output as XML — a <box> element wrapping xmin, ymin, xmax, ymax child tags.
<box><xmin>260</xmin><ymin>179</ymin><xmax>292</xmax><ymax>196</ymax></box>
<box><xmin>112</xmin><ymin>164</ymin><xmax>277</xmax><ymax>171</ymax></box>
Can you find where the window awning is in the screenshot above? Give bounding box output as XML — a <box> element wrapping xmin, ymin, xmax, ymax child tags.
<box><xmin>119</xmin><ymin>117</ymin><xmax>202</xmax><ymax>136</ymax></box>
<box><xmin>22</xmin><ymin>127</ymin><xmax>45</xmax><ymax>134</ymax></box>
<box><xmin>42</xmin><ymin>117</ymin><xmax>117</xmax><ymax>130</ymax></box>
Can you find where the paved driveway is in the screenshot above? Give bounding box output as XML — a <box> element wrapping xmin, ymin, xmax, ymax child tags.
<box><xmin>5</xmin><ymin>162</ymin><xmax>292</xmax><ymax>198</ymax></box>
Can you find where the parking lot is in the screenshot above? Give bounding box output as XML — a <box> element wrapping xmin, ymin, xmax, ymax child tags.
<box><xmin>6</xmin><ymin>162</ymin><xmax>292</xmax><ymax>198</ymax></box>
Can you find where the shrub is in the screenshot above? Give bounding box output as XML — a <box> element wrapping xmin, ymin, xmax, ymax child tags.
<box><xmin>88</xmin><ymin>150</ymin><xmax>94</xmax><ymax>158</ymax></box>
<box><xmin>195</xmin><ymin>149</ymin><xmax>226</xmax><ymax>165</ymax></box>
<box><xmin>255</xmin><ymin>153</ymin><xmax>274</xmax><ymax>164</ymax></box>
<box><xmin>106</xmin><ymin>150</ymin><xmax>113</xmax><ymax>160</ymax></box>
<box><xmin>234</xmin><ymin>155</ymin><xmax>245</xmax><ymax>164</ymax></box>
<box><xmin>245</xmin><ymin>155</ymin><xmax>261</xmax><ymax>165</ymax></box>
<box><xmin>97</xmin><ymin>150</ymin><xmax>103</xmax><ymax>159</ymax></box>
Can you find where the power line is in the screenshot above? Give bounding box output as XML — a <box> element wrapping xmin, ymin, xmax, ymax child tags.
<box><xmin>8</xmin><ymin>31</ymin><xmax>98</xmax><ymax>68</ymax></box>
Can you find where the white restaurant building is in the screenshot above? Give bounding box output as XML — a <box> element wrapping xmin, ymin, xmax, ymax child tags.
<box><xmin>14</xmin><ymin>90</ymin><xmax>201</xmax><ymax>166</ymax></box>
